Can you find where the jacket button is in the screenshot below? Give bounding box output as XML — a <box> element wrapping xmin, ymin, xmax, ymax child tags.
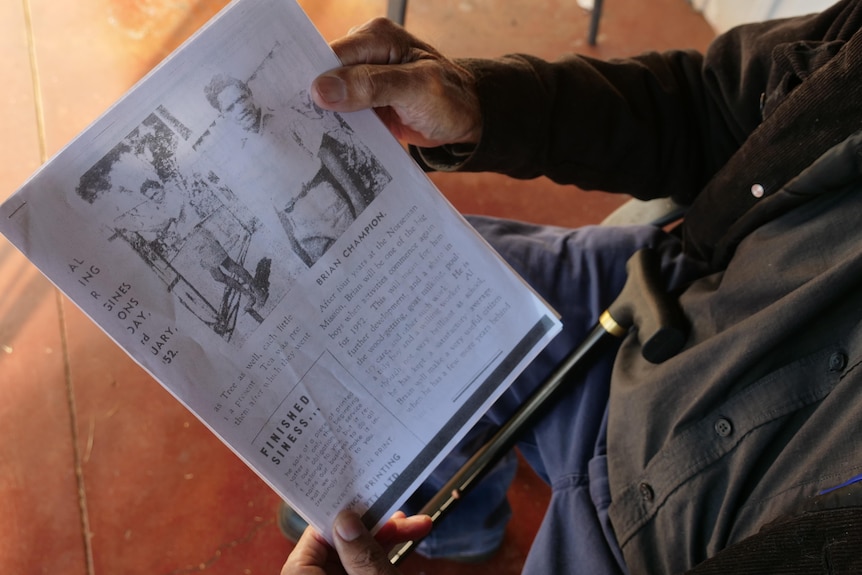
<box><xmin>828</xmin><ymin>352</ymin><xmax>848</xmax><ymax>373</ymax></box>
<box><xmin>639</xmin><ymin>482</ymin><xmax>654</xmax><ymax>502</ymax></box>
<box><xmin>714</xmin><ymin>418</ymin><xmax>733</xmax><ymax>437</ymax></box>
<box><xmin>751</xmin><ymin>183</ymin><xmax>765</xmax><ymax>198</ymax></box>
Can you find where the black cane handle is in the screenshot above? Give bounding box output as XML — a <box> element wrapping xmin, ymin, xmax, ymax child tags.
<box><xmin>605</xmin><ymin>248</ymin><xmax>688</xmax><ymax>363</ymax></box>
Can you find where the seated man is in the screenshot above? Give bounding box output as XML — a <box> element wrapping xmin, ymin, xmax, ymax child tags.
<box><xmin>282</xmin><ymin>1</ymin><xmax>862</xmax><ymax>573</ymax></box>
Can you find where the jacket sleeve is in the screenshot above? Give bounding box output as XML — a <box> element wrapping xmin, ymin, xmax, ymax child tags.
<box><xmin>416</xmin><ymin>49</ymin><xmax>719</xmax><ymax>201</ymax></box>
<box><xmin>411</xmin><ymin>0</ymin><xmax>857</xmax><ymax>203</ymax></box>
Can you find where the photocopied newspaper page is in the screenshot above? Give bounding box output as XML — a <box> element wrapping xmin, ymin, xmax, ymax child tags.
<box><xmin>0</xmin><ymin>0</ymin><xmax>561</xmax><ymax>539</ymax></box>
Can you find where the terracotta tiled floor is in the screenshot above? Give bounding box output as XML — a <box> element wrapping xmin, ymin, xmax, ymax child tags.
<box><xmin>0</xmin><ymin>1</ymin><xmax>714</xmax><ymax>574</ymax></box>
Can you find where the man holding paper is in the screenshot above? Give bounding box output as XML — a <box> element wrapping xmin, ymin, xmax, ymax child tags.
<box><xmin>283</xmin><ymin>2</ymin><xmax>862</xmax><ymax>573</ymax></box>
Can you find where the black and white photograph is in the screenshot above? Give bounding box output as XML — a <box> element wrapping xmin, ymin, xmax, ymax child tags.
<box><xmin>194</xmin><ymin>43</ymin><xmax>392</xmax><ymax>267</ymax></box>
<box><xmin>76</xmin><ymin>110</ymin><xmax>288</xmax><ymax>344</ymax></box>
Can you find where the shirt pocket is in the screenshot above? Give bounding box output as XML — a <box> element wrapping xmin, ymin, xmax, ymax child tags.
<box><xmin>611</xmin><ymin>347</ymin><xmax>845</xmax><ymax>550</ymax></box>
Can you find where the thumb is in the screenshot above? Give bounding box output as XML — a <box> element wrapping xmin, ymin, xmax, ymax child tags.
<box><xmin>331</xmin><ymin>511</ymin><xmax>400</xmax><ymax>575</ymax></box>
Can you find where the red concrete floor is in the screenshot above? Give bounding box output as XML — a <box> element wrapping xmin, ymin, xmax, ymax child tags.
<box><xmin>0</xmin><ymin>1</ymin><xmax>714</xmax><ymax>574</ymax></box>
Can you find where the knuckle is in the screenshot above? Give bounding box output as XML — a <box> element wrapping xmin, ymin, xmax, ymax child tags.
<box><xmin>354</xmin><ymin>67</ymin><xmax>379</xmax><ymax>101</ymax></box>
<box><xmin>354</xmin><ymin>16</ymin><xmax>397</xmax><ymax>36</ymax></box>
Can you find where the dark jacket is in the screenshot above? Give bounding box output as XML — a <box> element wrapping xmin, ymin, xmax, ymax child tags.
<box><xmin>415</xmin><ymin>0</ymin><xmax>862</xmax><ymax>267</ymax></box>
<box><xmin>414</xmin><ymin>1</ymin><xmax>862</xmax><ymax>572</ymax></box>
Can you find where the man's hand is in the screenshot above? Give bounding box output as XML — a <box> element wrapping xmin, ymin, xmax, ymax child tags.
<box><xmin>281</xmin><ymin>510</ymin><xmax>432</xmax><ymax>575</ymax></box>
<box><xmin>311</xmin><ymin>18</ymin><xmax>482</xmax><ymax>148</ymax></box>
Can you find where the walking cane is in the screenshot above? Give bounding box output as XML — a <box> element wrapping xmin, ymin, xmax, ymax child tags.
<box><xmin>389</xmin><ymin>248</ymin><xmax>687</xmax><ymax>565</ymax></box>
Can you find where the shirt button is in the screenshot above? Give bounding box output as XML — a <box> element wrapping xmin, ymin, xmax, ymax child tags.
<box><xmin>639</xmin><ymin>482</ymin><xmax>654</xmax><ymax>502</ymax></box>
<box><xmin>829</xmin><ymin>352</ymin><xmax>848</xmax><ymax>373</ymax></box>
<box><xmin>714</xmin><ymin>418</ymin><xmax>733</xmax><ymax>437</ymax></box>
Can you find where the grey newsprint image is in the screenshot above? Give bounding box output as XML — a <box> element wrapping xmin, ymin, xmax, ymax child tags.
<box><xmin>0</xmin><ymin>0</ymin><xmax>561</xmax><ymax>540</ymax></box>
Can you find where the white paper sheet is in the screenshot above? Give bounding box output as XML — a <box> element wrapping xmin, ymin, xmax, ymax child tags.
<box><xmin>0</xmin><ymin>0</ymin><xmax>561</xmax><ymax>539</ymax></box>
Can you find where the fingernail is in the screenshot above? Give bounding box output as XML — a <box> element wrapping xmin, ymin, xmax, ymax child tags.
<box><xmin>315</xmin><ymin>75</ymin><xmax>346</xmax><ymax>104</ymax></box>
<box><xmin>334</xmin><ymin>512</ymin><xmax>364</xmax><ymax>542</ymax></box>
